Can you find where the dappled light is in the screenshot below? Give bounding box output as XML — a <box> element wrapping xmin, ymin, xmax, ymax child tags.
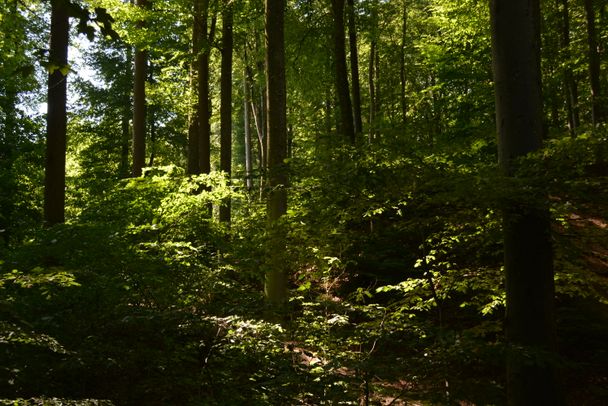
<box><xmin>1</xmin><ymin>0</ymin><xmax>607</xmax><ymax>405</ymax></box>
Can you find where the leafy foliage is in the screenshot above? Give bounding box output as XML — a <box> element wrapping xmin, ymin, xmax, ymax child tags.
<box><xmin>1</xmin><ymin>0</ymin><xmax>607</xmax><ymax>404</ymax></box>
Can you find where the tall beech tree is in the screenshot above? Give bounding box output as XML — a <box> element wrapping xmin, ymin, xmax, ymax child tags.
<box><xmin>44</xmin><ymin>0</ymin><xmax>69</xmax><ymax>225</ymax></box>
<box><xmin>583</xmin><ymin>0</ymin><xmax>603</xmax><ymax>126</ymax></box>
<box><xmin>243</xmin><ymin>67</ymin><xmax>253</xmax><ymax>191</ymax></box>
<box><xmin>219</xmin><ymin>2</ymin><xmax>233</xmax><ymax>223</ymax></box>
<box><xmin>264</xmin><ymin>0</ymin><xmax>288</xmax><ymax>304</ymax></box>
<box><xmin>330</xmin><ymin>0</ymin><xmax>355</xmax><ymax>143</ymax></box>
<box><xmin>132</xmin><ymin>0</ymin><xmax>148</xmax><ymax>177</ymax></box>
<box><xmin>558</xmin><ymin>0</ymin><xmax>579</xmax><ymax>135</ymax></box>
<box><xmin>399</xmin><ymin>1</ymin><xmax>408</xmax><ymax>126</ymax></box>
<box><xmin>187</xmin><ymin>0</ymin><xmax>202</xmax><ymax>175</ymax></box>
<box><xmin>346</xmin><ymin>0</ymin><xmax>362</xmax><ymax>136</ymax></box>
<box><xmin>198</xmin><ymin>5</ymin><xmax>216</xmax><ymax>176</ymax></box>
<box><xmin>490</xmin><ymin>0</ymin><xmax>559</xmax><ymax>404</ymax></box>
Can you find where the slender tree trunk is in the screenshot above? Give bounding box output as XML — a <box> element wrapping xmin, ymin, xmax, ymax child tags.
<box><xmin>132</xmin><ymin>0</ymin><xmax>147</xmax><ymax>177</ymax></box>
<box><xmin>583</xmin><ymin>0</ymin><xmax>603</xmax><ymax>126</ymax></box>
<box><xmin>490</xmin><ymin>1</ymin><xmax>560</xmax><ymax>404</ymax></box>
<box><xmin>368</xmin><ymin>39</ymin><xmax>376</xmax><ymax>142</ymax></box>
<box><xmin>374</xmin><ymin>43</ymin><xmax>381</xmax><ymax>127</ymax></box>
<box><xmin>188</xmin><ymin>0</ymin><xmax>202</xmax><ymax>174</ymax></box>
<box><xmin>346</xmin><ymin>0</ymin><xmax>362</xmax><ymax>136</ymax></box>
<box><xmin>247</xmin><ymin>65</ymin><xmax>266</xmax><ymax>198</ymax></box>
<box><xmin>120</xmin><ymin>112</ymin><xmax>130</xmax><ymax>177</ymax></box>
<box><xmin>243</xmin><ymin>66</ymin><xmax>253</xmax><ymax>191</ymax></box>
<box><xmin>264</xmin><ymin>0</ymin><xmax>288</xmax><ymax>305</ymax></box>
<box><xmin>148</xmin><ymin>101</ymin><xmax>156</xmax><ymax>167</ymax></box>
<box><xmin>198</xmin><ymin>8</ymin><xmax>216</xmax><ymax>175</ymax></box>
<box><xmin>250</xmin><ymin>97</ymin><xmax>265</xmax><ymax>167</ymax></box>
<box><xmin>331</xmin><ymin>0</ymin><xmax>355</xmax><ymax>143</ymax></box>
<box><xmin>400</xmin><ymin>1</ymin><xmax>408</xmax><ymax>126</ymax></box>
<box><xmin>44</xmin><ymin>0</ymin><xmax>69</xmax><ymax>225</ymax></box>
<box><xmin>119</xmin><ymin>45</ymin><xmax>133</xmax><ymax>178</ymax></box>
<box><xmin>558</xmin><ymin>0</ymin><xmax>579</xmax><ymax>136</ymax></box>
<box><xmin>219</xmin><ymin>4</ymin><xmax>233</xmax><ymax>223</ymax></box>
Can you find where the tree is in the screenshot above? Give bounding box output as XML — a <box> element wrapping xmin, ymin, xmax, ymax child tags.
<box><xmin>219</xmin><ymin>2</ymin><xmax>233</xmax><ymax>223</ymax></box>
<box><xmin>198</xmin><ymin>3</ymin><xmax>216</xmax><ymax>176</ymax></box>
<box><xmin>44</xmin><ymin>0</ymin><xmax>70</xmax><ymax>225</ymax></box>
<box><xmin>243</xmin><ymin>66</ymin><xmax>253</xmax><ymax>191</ymax></box>
<box><xmin>330</xmin><ymin>0</ymin><xmax>355</xmax><ymax>143</ymax></box>
<box><xmin>490</xmin><ymin>0</ymin><xmax>559</xmax><ymax>404</ymax></box>
<box><xmin>583</xmin><ymin>0</ymin><xmax>603</xmax><ymax>127</ymax></box>
<box><xmin>399</xmin><ymin>0</ymin><xmax>407</xmax><ymax>126</ymax></box>
<box><xmin>558</xmin><ymin>0</ymin><xmax>579</xmax><ymax>135</ymax></box>
<box><xmin>368</xmin><ymin>0</ymin><xmax>378</xmax><ymax>142</ymax></box>
<box><xmin>187</xmin><ymin>0</ymin><xmax>202</xmax><ymax>175</ymax></box>
<box><xmin>264</xmin><ymin>0</ymin><xmax>288</xmax><ymax>304</ymax></box>
<box><xmin>132</xmin><ymin>0</ymin><xmax>148</xmax><ymax>177</ymax></box>
<box><xmin>346</xmin><ymin>0</ymin><xmax>362</xmax><ymax>136</ymax></box>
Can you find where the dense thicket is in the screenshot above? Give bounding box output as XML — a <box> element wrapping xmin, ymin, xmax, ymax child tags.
<box><xmin>1</xmin><ymin>0</ymin><xmax>607</xmax><ymax>404</ymax></box>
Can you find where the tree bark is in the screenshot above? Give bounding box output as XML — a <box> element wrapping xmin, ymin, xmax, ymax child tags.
<box><xmin>346</xmin><ymin>0</ymin><xmax>362</xmax><ymax>136</ymax></box>
<box><xmin>583</xmin><ymin>0</ymin><xmax>603</xmax><ymax>126</ymax></box>
<box><xmin>558</xmin><ymin>0</ymin><xmax>579</xmax><ymax>136</ymax></box>
<box><xmin>331</xmin><ymin>0</ymin><xmax>355</xmax><ymax>143</ymax></box>
<box><xmin>198</xmin><ymin>8</ymin><xmax>216</xmax><ymax>175</ymax></box>
<box><xmin>399</xmin><ymin>1</ymin><xmax>408</xmax><ymax>126</ymax></box>
<box><xmin>188</xmin><ymin>0</ymin><xmax>202</xmax><ymax>175</ymax></box>
<box><xmin>264</xmin><ymin>0</ymin><xmax>288</xmax><ymax>304</ymax></box>
<box><xmin>44</xmin><ymin>0</ymin><xmax>69</xmax><ymax>225</ymax></box>
<box><xmin>243</xmin><ymin>66</ymin><xmax>253</xmax><ymax>191</ymax></box>
<box><xmin>219</xmin><ymin>4</ymin><xmax>233</xmax><ymax>223</ymax></box>
<box><xmin>368</xmin><ymin>39</ymin><xmax>376</xmax><ymax>142</ymax></box>
<box><xmin>490</xmin><ymin>1</ymin><xmax>560</xmax><ymax>404</ymax></box>
<box><xmin>132</xmin><ymin>0</ymin><xmax>147</xmax><ymax>177</ymax></box>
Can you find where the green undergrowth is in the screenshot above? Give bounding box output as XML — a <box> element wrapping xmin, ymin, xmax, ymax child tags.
<box><xmin>1</xmin><ymin>132</ymin><xmax>607</xmax><ymax>404</ymax></box>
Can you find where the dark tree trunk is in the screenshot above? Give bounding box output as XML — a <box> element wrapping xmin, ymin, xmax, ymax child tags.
<box><xmin>490</xmin><ymin>1</ymin><xmax>560</xmax><ymax>404</ymax></box>
<box><xmin>330</xmin><ymin>0</ymin><xmax>355</xmax><ymax>143</ymax></box>
<box><xmin>346</xmin><ymin>0</ymin><xmax>362</xmax><ymax>136</ymax></box>
<box><xmin>120</xmin><ymin>112</ymin><xmax>130</xmax><ymax>177</ymax></box>
<box><xmin>558</xmin><ymin>0</ymin><xmax>579</xmax><ymax>136</ymax></box>
<box><xmin>132</xmin><ymin>0</ymin><xmax>147</xmax><ymax>177</ymax></box>
<box><xmin>219</xmin><ymin>4</ymin><xmax>233</xmax><ymax>223</ymax></box>
<box><xmin>264</xmin><ymin>0</ymin><xmax>288</xmax><ymax>304</ymax></box>
<box><xmin>583</xmin><ymin>0</ymin><xmax>603</xmax><ymax>126</ymax></box>
<box><xmin>44</xmin><ymin>0</ymin><xmax>69</xmax><ymax>225</ymax></box>
<box><xmin>148</xmin><ymin>101</ymin><xmax>156</xmax><ymax>167</ymax></box>
<box><xmin>188</xmin><ymin>0</ymin><xmax>202</xmax><ymax>175</ymax></box>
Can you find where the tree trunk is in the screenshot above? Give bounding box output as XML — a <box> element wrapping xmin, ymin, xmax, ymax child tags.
<box><xmin>368</xmin><ymin>39</ymin><xmax>376</xmax><ymax>142</ymax></box>
<box><xmin>490</xmin><ymin>1</ymin><xmax>560</xmax><ymax>404</ymax></box>
<box><xmin>243</xmin><ymin>66</ymin><xmax>253</xmax><ymax>191</ymax></box>
<box><xmin>558</xmin><ymin>0</ymin><xmax>579</xmax><ymax>136</ymax></box>
<box><xmin>119</xmin><ymin>45</ymin><xmax>133</xmax><ymax>178</ymax></box>
<box><xmin>219</xmin><ymin>4</ymin><xmax>233</xmax><ymax>223</ymax></box>
<box><xmin>188</xmin><ymin>0</ymin><xmax>202</xmax><ymax>175</ymax></box>
<box><xmin>583</xmin><ymin>0</ymin><xmax>603</xmax><ymax>126</ymax></box>
<box><xmin>331</xmin><ymin>0</ymin><xmax>355</xmax><ymax>143</ymax></box>
<box><xmin>264</xmin><ymin>0</ymin><xmax>288</xmax><ymax>305</ymax></box>
<box><xmin>198</xmin><ymin>8</ymin><xmax>216</xmax><ymax>175</ymax></box>
<box><xmin>399</xmin><ymin>1</ymin><xmax>408</xmax><ymax>126</ymax></box>
<box><xmin>148</xmin><ymin>100</ymin><xmax>156</xmax><ymax>167</ymax></box>
<box><xmin>44</xmin><ymin>0</ymin><xmax>69</xmax><ymax>225</ymax></box>
<box><xmin>346</xmin><ymin>0</ymin><xmax>362</xmax><ymax>136</ymax></box>
<box><xmin>120</xmin><ymin>112</ymin><xmax>130</xmax><ymax>177</ymax></box>
<box><xmin>132</xmin><ymin>0</ymin><xmax>147</xmax><ymax>177</ymax></box>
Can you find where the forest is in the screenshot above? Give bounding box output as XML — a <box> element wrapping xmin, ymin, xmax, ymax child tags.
<box><xmin>0</xmin><ymin>0</ymin><xmax>607</xmax><ymax>404</ymax></box>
